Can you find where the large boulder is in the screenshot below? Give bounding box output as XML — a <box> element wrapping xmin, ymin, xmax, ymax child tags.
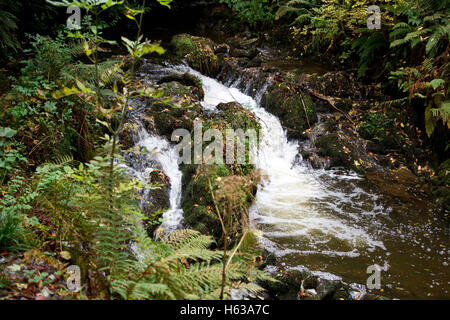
<box><xmin>129</xmin><ymin>81</ymin><xmax>203</xmax><ymax>140</ymax></box>
<box><xmin>171</xmin><ymin>34</ymin><xmax>219</xmax><ymax>77</ymax></box>
<box><xmin>316</xmin><ymin>133</ymin><xmax>356</xmax><ymax>169</ymax></box>
<box><xmin>181</xmin><ymin>164</ymin><xmax>230</xmax><ymax>241</ymax></box>
<box><xmin>158</xmin><ymin>72</ymin><xmax>205</xmax><ymax>100</ymax></box>
<box><xmin>262</xmin><ymin>82</ymin><xmax>317</xmax><ymax>140</ymax></box>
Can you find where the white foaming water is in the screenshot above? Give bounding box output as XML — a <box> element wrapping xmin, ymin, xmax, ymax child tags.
<box><xmin>164</xmin><ymin>64</ymin><xmax>385</xmax><ymax>257</ymax></box>
<box><xmin>129</xmin><ymin>62</ymin><xmax>450</xmax><ymax>298</ymax></box>
<box><xmin>136</xmin><ymin>128</ymin><xmax>184</xmax><ymax>232</ymax></box>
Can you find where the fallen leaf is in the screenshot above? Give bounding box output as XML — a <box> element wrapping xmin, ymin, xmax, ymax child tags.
<box><xmin>60</xmin><ymin>251</ymin><xmax>71</xmax><ymax>260</ymax></box>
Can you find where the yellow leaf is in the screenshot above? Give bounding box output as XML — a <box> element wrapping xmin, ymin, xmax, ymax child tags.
<box><xmin>60</xmin><ymin>251</ymin><xmax>71</xmax><ymax>260</ymax></box>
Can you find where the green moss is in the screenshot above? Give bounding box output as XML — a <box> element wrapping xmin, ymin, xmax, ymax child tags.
<box><xmin>160</xmin><ymin>81</ymin><xmax>192</xmax><ymax>98</ymax></box>
<box><xmin>201</xmin><ymin>102</ymin><xmax>261</xmax><ymax>175</ymax></box>
<box><xmin>171</xmin><ymin>34</ymin><xmax>219</xmax><ymax>76</ymax></box>
<box><xmin>181</xmin><ymin>164</ymin><xmax>230</xmax><ymax>240</ymax></box>
<box><xmin>262</xmin><ymin>83</ymin><xmax>317</xmax><ymax>140</ymax></box>
<box><xmin>158</xmin><ymin>73</ymin><xmax>205</xmax><ymax>100</ymax></box>
<box><xmin>316</xmin><ymin>133</ymin><xmax>364</xmax><ymax>173</ymax></box>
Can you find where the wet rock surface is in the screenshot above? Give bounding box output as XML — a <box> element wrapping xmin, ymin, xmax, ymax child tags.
<box><xmin>261</xmin><ymin>82</ymin><xmax>317</xmax><ymax>140</ymax></box>
<box><xmin>116</xmin><ymin>30</ymin><xmax>449</xmax><ymax>299</ymax></box>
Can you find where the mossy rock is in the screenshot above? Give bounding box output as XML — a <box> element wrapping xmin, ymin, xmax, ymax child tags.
<box><xmin>171</xmin><ymin>34</ymin><xmax>219</xmax><ymax>77</ymax></box>
<box><xmin>306</xmin><ymin>71</ymin><xmax>361</xmax><ymax>98</ymax></box>
<box><xmin>134</xmin><ymin>85</ymin><xmax>203</xmax><ymax>139</ymax></box>
<box><xmin>149</xmin><ymin>100</ymin><xmax>202</xmax><ymax>138</ymax></box>
<box><xmin>159</xmin><ymin>81</ymin><xmax>192</xmax><ymax>99</ymax></box>
<box><xmin>215</xmin><ymin>102</ymin><xmax>261</xmax><ymax>132</ymax></box>
<box><xmin>316</xmin><ymin>133</ymin><xmax>363</xmax><ymax>173</ymax></box>
<box><xmin>181</xmin><ymin>163</ymin><xmax>259</xmax><ymax>244</ymax></box>
<box><xmin>181</xmin><ymin>164</ymin><xmax>231</xmax><ymax>240</ymax></box>
<box><xmin>261</xmin><ymin>83</ymin><xmax>317</xmax><ymax>140</ymax></box>
<box><xmin>316</xmin><ymin>278</ymin><xmax>346</xmax><ymax>300</ymax></box>
<box><xmin>120</xmin><ymin>121</ymin><xmax>140</xmax><ymax>150</ymax></box>
<box><xmin>201</xmin><ymin>102</ymin><xmax>261</xmax><ymax>175</ymax></box>
<box><xmin>230</xmin><ymin>47</ymin><xmax>258</xmax><ymax>59</ymax></box>
<box><xmin>158</xmin><ymin>72</ymin><xmax>205</xmax><ymax>100</ymax></box>
<box><xmin>142</xmin><ymin>169</ymin><xmax>170</xmax><ymax>235</ymax></box>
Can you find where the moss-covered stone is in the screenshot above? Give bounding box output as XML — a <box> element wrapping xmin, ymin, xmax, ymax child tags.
<box><xmin>261</xmin><ymin>82</ymin><xmax>317</xmax><ymax>140</ymax></box>
<box><xmin>159</xmin><ymin>81</ymin><xmax>192</xmax><ymax>98</ymax></box>
<box><xmin>181</xmin><ymin>164</ymin><xmax>230</xmax><ymax>240</ymax></box>
<box><xmin>306</xmin><ymin>71</ymin><xmax>363</xmax><ymax>99</ymax></box>
<box><xmin>215</xmin><ymin>102</ymin><xmax>261</xmax><ymax>132</ymax></box>
<box><xmin>171</xmin><ymin>34</ymin><xmax>219</xmax><ymax>77</ymax></box>
<box><xmin>142</xmin><ymin>169</ymin><xmax>170</xmax><ymax>235</ymax></box>
<box><xmin>181</xmin><ymin>162</ymin><xmax>260</xmax><ymax>244</ymax></box>
<box><xmin>158</xmin><ymin>72</ymin><xmax>205</xmax><ymax>100</ymax></box>
<box><xmin>145</xmin><ymin>99</ymin><xmax>203</xmax><ymax>138</ymax></box>
<box><xmin>132</xmin><ymin>81</ymin><xmax>203</xmax><ymax>139</ymax></box>
<box><xmin>316</xmin><ymin>133</ymin><xmax>364</xmax><ymax>173</ymax></box>
<box><xmin>120</xmin><ymin>121</ymin><xmax>140</xmax><ymax>150</ymax></box>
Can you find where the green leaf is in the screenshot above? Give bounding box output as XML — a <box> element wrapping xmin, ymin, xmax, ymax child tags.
<box><xmin>425</xmin><ymin>106</ymin><xmax>436</xmax><ymax>137</ymax></box>
<box><xmin>429</xmin><ymin>78</ymin><xmax>445</xmax><ymax>90</ymax></box>
<box><xmin>0</xmin><ymin>127</ymin><xmax>18</xmax><ymax>138</ymax></box>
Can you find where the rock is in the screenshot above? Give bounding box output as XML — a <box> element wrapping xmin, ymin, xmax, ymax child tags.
<box><xmin>230</xmin><ymin>47</ymin><xmax>259</xmax><ymax>59</ymax></box>
<box><xmin>217</xmin><ymin>57</ymin><xmax>271</xmax><ymax>96</ymax></box>
<box><xmin>120</xmin><ymin>121</ymin><xmax>140</xmax><ymax>150</ymax></box>
<box><xmin>158</xmin><ymin>72</ymin><xmax>205</xmax><ymax>100</ymax></box>
<box><xmin>214</xmin><ymin>101</ymin><xmax>261</xmax><ymax>133</ymax></box>
<box><xmin>143</xmin><ymin>98</ymin><xmax>203</xmax><ymax>139</ymax></box>
<box><xmin>159</xmin><ymin>81</ymin><xmax>192</xmax><ymax>99</ymax></box>
<box><xmin>258</xmin><ymin>249</ymin><xmax>277</xmax><ymax>270</ymax></box>
<box><xmin>142</xmin><ymin>169</ymin><xmax>171</xmax><ymax>235</ymax></box>
<box><xmin>306</xmin><ymin>71</ymin><xmax>366</xmax><ymax>99</ymax></box>
<box><xmin>316</xmin><ymin>278</ymin><xmax>345</xmax><ymax>300</ymax></box>
<box><xmin>227</xmin><ymin>36</ymin><xmax>259</xmax><ymax>51</ymax></box>
<box><xmin>316</xmin><ymin>133</ymin><xmax>353</xmax><ymax>168</ymax></box>
<box><xmin>130</xmin><ymin>81</ymin><xmax>203</xmax><ymax>140</ymax></box>
<box><xmin>171</xmin><ymin>34</ymin><xmax>219</xmax><ymax>76</ymax></box>
<box><xmin>258</xmin><ymin>269</ymin><xmax>318</xmax><ymax>300</ymax></box>
<box><xmin>214</xmin><ymin>43</ymin><xmax>229</xmax><ymax>54</ymax></box>
<box><xmin>181</xmin><ymin>164</ymin><xmax>231</xmax><ymax>241</ymax></box>
<box><xmin>261</xmin><ymin>83</ymin><xmax>317</xmax><ymax>140</ymax></box>
<box><xmin>366</xmin><ymin>166</ymin><xmax>422</xmax><ymax>202</ymax></box>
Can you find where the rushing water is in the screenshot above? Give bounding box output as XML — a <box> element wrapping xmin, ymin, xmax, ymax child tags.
<box><xmin>130</xmin><ymin>63</ymin><xmax>449</xmax><ymax>299</ymax></box>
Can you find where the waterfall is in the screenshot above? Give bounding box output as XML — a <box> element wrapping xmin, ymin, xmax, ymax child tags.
<box><xmin>136</xmin><ymin>129</ymin><xmax>184</xmax><ymax>233</ymax></box>
<box><xmin>126</xmin><ymin>62</ymin><xmax>450</xmax><ymax>298</ymax></box>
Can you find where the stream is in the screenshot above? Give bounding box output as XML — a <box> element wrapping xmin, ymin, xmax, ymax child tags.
<box><xmin>126</xmin><ymin>63</ymin><xmax>449</xmax><ymax>300</ymax></box>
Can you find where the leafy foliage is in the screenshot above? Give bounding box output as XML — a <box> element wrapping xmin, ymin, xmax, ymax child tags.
<box><xmin>219</xmin><ymin>0</ymin><xmax>274</xmax><ymax>27</ymax></box>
